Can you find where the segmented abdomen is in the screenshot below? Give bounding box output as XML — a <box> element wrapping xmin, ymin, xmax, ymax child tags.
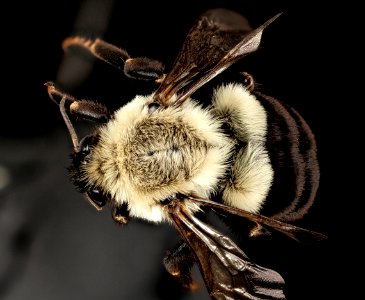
<box><xmin>256</xmin><ymin>92</ymin><xmax>320</xmax><ymax>222</ymax></box>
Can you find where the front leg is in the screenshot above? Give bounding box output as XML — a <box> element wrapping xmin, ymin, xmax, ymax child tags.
<box><xmin>45</xmin><ymin>82</ymin><xmax>111</xmax><ymax>123</ymax></box>
<box><xmin>62</xmin><ymin>37</ymin><xmax>165</xmax><ymax>82</ymax></box>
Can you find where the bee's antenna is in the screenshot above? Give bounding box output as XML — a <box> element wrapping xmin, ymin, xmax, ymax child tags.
<box><xmin>45</xmin><ymin>82</ymin><xmax>80</xmax><ymax>151</ymax></box>
<box><xmin>59</xmin><ymin>96</ymin><xmax>80</xmax><ymax>151</ymax></box>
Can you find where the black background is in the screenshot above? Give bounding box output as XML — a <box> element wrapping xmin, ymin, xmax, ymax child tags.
<box><xmin>0</xmin><ymin>1</ymin><xmax>348</xmax><ymax>299</ymax></box>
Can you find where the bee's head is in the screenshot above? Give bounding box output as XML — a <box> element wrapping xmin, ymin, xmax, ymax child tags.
<box><xmin>67</xmin><ymin>134</ymin><xmax>108</xmax><ymax>209</ymax></box>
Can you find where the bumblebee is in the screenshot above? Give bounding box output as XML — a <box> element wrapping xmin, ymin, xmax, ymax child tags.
<box><xmin>46</xmin><ymin>9</ymin><xmax>325</xmax><ymax>299</ymax></box>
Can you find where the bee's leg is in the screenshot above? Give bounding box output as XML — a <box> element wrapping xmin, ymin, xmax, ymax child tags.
<box><xmin>45</xmin><ymin>82</ymin><xmax>110</xmax><ymax>123</ymax></box>
<box><xmin>62</xmin><ymin>37</ymin><xmax>165</xmax><ymax>82</ymax></box>
<box><xmin>249</xmin><ymin>222</ymin><xmax>272</xmax><ymax>238</ymax></box>
<box><xmin>240</xmin><ymin>71</ymin><xmax>255</xmax><ymax>91</ymax></box>
<box><xmin>111</xmin><ymin>203</ymin><xmax>130</xmax><ymax>225</ymax></box>
<box><xmin>163</xmin><ymin>240</ymin><xmax>198</xmax><ymax>289</ymax></box>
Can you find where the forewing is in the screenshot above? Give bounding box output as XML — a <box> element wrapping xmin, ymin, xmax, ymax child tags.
<box><xmin>154</xmin><ymin>9</ymin><xmax>281</xmax><ymax>106</ymax></box>
<box><xmin>187</xmin><ymin>195</ymin><xmax>327</xmax><ymax>242</ymax></box>
<box><xmin>169</xmin><ymin>204</ymin><xmax>286</xmax><ymax>300</ymax></box>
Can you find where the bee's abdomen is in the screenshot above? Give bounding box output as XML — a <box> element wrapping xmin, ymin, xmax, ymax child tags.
<box><xmin>256</xmin><ymin>92</ymin><xmax>319</xmax><ymax>222</ymax></box>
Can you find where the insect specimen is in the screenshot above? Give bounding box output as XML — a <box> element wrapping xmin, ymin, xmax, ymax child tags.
<box><xmin>46</xmin><ymin>8</ymin><xmax>326</xmax><ymax>299</ymax></box>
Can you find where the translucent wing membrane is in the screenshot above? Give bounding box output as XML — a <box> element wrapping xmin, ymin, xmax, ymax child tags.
<box><xmin>168</xmin><ymin>201</ymin><xmax>286</xmax><ymax>300</ymax></box>
<box><xmin>154</xmin><ymin>9</ymin><xmax>281</xmax><ymax>106</ymax></box>
<box><xmin>187</xmin><ymin>195</ymin><xmax>327</xmax><ymax>243</ymax></box>
<box><xmin>166</xmin><ymin>195</ymin><xmax>326</xmax><ymax>299</ymax></box>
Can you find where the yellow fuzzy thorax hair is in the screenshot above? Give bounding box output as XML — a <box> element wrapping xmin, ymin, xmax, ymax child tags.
<box><xmin>83</xmin><ymin>93</ymin><xmax>233</xmax><ymax>222</ymax></box>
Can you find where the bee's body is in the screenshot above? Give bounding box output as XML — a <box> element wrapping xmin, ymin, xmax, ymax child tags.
<box><xmin>71</xmin><ymin>83</ymin><xmax>274</xmax><ymax>223</ymax></box>
<box><xmin>47</xmin><ymin>9</ymin><xmax>324</xmax><ymax>299</ymax></box>
<box><xmin>79</xmin><ymin>90</ymin><xmax>232</xmax><ymax>222</ymax></box>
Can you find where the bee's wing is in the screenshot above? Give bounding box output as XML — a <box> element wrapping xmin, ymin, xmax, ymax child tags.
<box><xmin>169</xmin><ymin>204</ymin><xmax>286</xmax><ymax>300</ymax></box>
<box><xmin>154</xmin><ymin>9</ymin><xmax>281</xmax><ymax>106</ymax></box>
<box><xmin>188</xmin><ymin>195</ymin><xmax>328</xmax><ymax>242</ymax></box>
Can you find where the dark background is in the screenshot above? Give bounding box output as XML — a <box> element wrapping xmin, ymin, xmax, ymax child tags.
<box><xmin>1</xmin><ymin>0</ymin><xmax>347</xmax><ymax>299</ymax></box>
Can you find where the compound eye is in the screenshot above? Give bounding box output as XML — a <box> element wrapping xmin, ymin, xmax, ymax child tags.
<box><xmin>78</xmin><ymin>135</ymin><xmax>98</xmax><ymax>158</ymax></box>
<box><xmin>80</xmin><ymin>144</ymin><xmax>90</xmax><ymax>156</ymax></box>
<box><xmin>147</xmin><ymin>102</ymin><xmax>160</xmax><ymax>113</ymax></box>
<box><xmin>87</xmin><ymin>187</ymin><xmax>107</xmax><ymax>208</ymax></box>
